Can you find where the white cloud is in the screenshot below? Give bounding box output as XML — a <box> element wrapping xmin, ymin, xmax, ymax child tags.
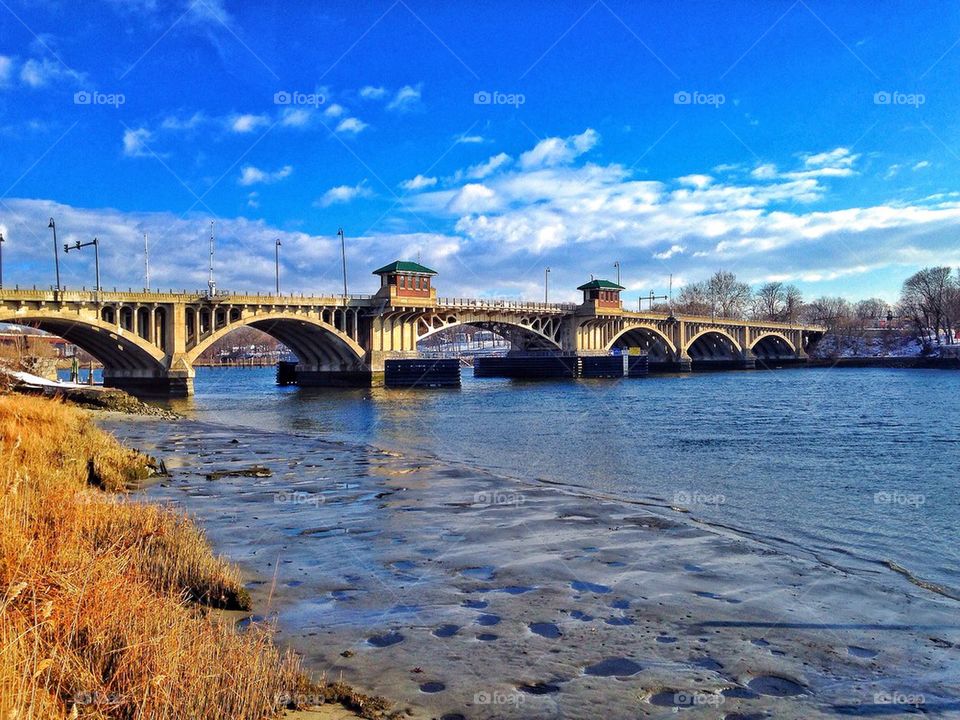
<box><xmin>122</xmin><ymin>128</ymin><xmax>152</xmax><ymax>157</ymax></box>
<box><xmin>230</xmin><ymin>114</ymin><xmax>269</xmax><ymax>133</ymax></box>
<box><xmin>0</xmin><ymin>56</ymin><xmax>13</xmax><ymax>85</ymax></box>
<box><xmin>19</xmin><ymin>58</ymin><xmax>81</xmax><ymax>88</ymax></box>
<box><xmin>281</xmin><ymin>108</ymin><xmax>311</xmax><ymax>127</ymax></box>
<box><xmin>519</xmin><ymin>128</ymin><xmax>598</xmax><ymax>169</ymax></box>
<box><xmin>751</xmin><ymin>163</ymin><xmax>778</xmax><ymax>180</ymax></box>
<box><xmin>238</xmin><ymin>164</ymin><xmax>292</xmax><ymax>186</ymax></box>
<box><xmin>455</xmin><ymin>134</ymin><xmax>485</xmax><ymax>144</ymax></box>
<box><xmin>323</xmin><ymin>103</ymin><xmax>346</xmax><ymax>118</ymax></box>
<box><xmin>447</xmin><ymin>183</ymin><xmax>498</xmax><ymax>214</ymax></box>
<box><xmin>400</xmin><ymin>174</ymin><xmax>437</xmax><ymax>191</ymax></box>
<box><xmin>316</xmin><ymin>182</ymin><xmax>373</xmax><ymax>207</ymax></box>
<box><xmin>653</xmin><ymin>244</ymin><xmax>685</xmax><ymax>260</ymax></box>
<box><xmin>161</xmin><ymin>112</ymin><xmax>207</xmax><ymax>131</ymax></box>
<box><xmin>803</xmin><ymin>147</ymin><xmax>857</xmax><ymax>169</ymax></box>
<box><xmin>387</xmin><ymin>84</ymin><xmax>422</xmax><ymax>111</ymax></box>
<box><xmin>677</xmin><ymin>174</ymin><xmax>712</xmax><ymax>189</ymax></box>
<box><xmin>336</xmin><ymin>117</ymin><xmax>368</xmax><ymax>134</ymax></box>
<box><xmin>465</xmin><ymin>152</ymin><xmax>512</xmax><ymax>180</ymax></box>
<box><xmin>359</xmin><ymin>85</ymin><xmax>386</xmax><ymax>99</ymax></box>
<box><xmin>913</xmin><ymin>160</ymin><xmax>930</xmax><ymax>171</ymax></box>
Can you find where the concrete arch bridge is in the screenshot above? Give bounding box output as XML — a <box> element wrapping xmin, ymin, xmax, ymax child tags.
<box><xmin>0</xmin><ymin>263</ymin><xmax>823</xmax><ymax>395</ymax></box>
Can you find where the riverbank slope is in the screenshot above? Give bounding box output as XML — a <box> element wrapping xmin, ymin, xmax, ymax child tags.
<box><xmin>0</xmin><ymin>394</ymin><xmax>384</xmax><ymax>719</ymax></box>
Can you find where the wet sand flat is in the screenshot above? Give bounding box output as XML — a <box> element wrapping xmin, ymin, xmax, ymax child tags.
<box><xmin>103</xmin><ymin>415</ymin><xmax>960</xmax><ymax>719</ymax></box>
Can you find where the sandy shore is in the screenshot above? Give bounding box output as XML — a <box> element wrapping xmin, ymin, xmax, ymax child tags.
<box><xmin>103</xmin><ymin>413</ymin><xmax>960</xmax><ymax>719</ymax></box>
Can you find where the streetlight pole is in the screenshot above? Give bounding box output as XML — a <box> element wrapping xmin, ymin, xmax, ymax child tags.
<box><xmin>614</xmin><ymin>260</ymin><xmax>620</xmax><ymax>287</ymax></box>
<box><xmin>544</xmin><ymin>266</ymin><xmax>551</xmax><ymax>303</ymax></box>
<box><xmin>63</xmin><ymin>236</ymin><xmax>100</xmax><ymax>292</ymax></box>
<box><xmin>47</xmin><ymin>218</ymin><xmax>61</xmax><ymax>292</ymax></box>
<box><xmin>207</xmin><ymin>221</ymin><xmax>216</xmax><ymax>297</ymax></box>
<box><xmin>0</xmin><ymin>232</ymin><xmax>5</xmax><ymax>290</ymax></box>
<box><xmin>337</xmin><ymin>227</ymin><xmax>347</xmax><ymax>298</ymax></box>
<box><xmin>144</xmin><ymin>233</ymin><xmax>150</xmax><ymax>291</ymax></box>
<box><xmin>275</xmin><ymin>238</ymin><xmax>281</xmax><ymax>295</ymax></box>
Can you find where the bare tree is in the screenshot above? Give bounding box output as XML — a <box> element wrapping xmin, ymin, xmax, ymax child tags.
<box><xmin>752</xmin><ymin>282</ymin><xmax>804</xmax><ymax>322</ymax></box>
<box><xmin>802</xmin><ymin>296</ymin><xmax>855</xmax><ymax>356</ymax></box>
<box><xmin>707</xmin><ymin>271</ymin><xmax>752</xmax><ymax>318</ymax></box>
<box><xmin>674</xmin><ymin>281</ymin><xmax>711</xmax><ymax>315</ymax></box>
<box><xmin>900</xmin><ymin>267</ymin><xmax>954</xmax><ymax>346</ymax></box>
<box><xmin>854</xmin><ymin>298</ymin><xmax>888</xmax><ymax>332</ymax></box>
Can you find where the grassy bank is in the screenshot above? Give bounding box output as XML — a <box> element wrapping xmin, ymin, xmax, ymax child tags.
<box><xmin>0</xmin><ymin>394</ymin><xmax>310</xmax><ymax>719</ymax></box>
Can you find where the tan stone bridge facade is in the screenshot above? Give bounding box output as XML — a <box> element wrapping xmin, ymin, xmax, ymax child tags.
<box><xmin>0</xmin><ymin>263</ymin><xmax>824</xmax><ymax>395</ymax></box>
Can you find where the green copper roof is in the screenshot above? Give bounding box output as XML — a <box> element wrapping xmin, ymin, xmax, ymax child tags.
<box><xmin>372</xmin><ymin>260</ymin><xmax>437</xmax><ymax>276</ymax></box>
<box><xmin>577</xmin><ymin>279</ymin><xmax>625</xmax><ymax>291</ymax></box>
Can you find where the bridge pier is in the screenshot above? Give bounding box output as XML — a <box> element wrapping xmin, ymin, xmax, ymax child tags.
<box><xmin>649</xmin><ymin>353</ymin><xmax>692</xmax><ymax>374</ymax></box>
<box><xmin>295</xmin><ymin>367</ymin><xmax>373</xmax><ymax>387</ymax></box>
<box><xmin>103</xmin><ymin>369</ymin><xmax>194</xmax><ymax>398</ymax></box>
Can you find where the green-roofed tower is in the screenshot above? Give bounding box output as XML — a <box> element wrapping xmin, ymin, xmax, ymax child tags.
<box><xmin>373</xmin><ymin>260</ymin><xmax>438</xmax><ymax>306</ymax></box>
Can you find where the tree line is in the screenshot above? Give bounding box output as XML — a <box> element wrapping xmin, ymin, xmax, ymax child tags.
<box><xmin>661</xmin><ymin>267</ymin><xmax>960</xmax><ymax>350</ymax></box>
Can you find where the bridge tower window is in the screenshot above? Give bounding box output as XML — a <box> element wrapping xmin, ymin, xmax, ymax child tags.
<box><xmin>373</xmin><ymin>260</ymin><xmax>437</xmax><ymax>304</ymax></box>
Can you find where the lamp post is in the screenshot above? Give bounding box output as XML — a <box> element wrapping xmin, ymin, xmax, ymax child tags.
<box><xmin>337</xmin><ymin>227</ymin><xmax>347</xmax><ymax>298</ymax></box>
<box><xmin>614</xmin><ymin>260</ymin><xmax>620</xmax><ymax>287</ymax></box>
<box><xmin>544</xmin><ymin>266</ymin><xmax>551</xmax><ymax>303</ymax></box>
<box><xmin>274</xmin><ymin>238</ymin><xmax>281</xmax><ymax>295</ymax></box>
<box><xmin>144</xmin><ymin>233</ymin><xmax>150</xmax><ymax>291</ymax></box>
<box><xmin>207</xmin><ymin>221</ymin><xmax>216</xmax><ymax>297</ymax></box>
<box><xmin>63</xmin><ymin>236</ymin><xmax>100</xmax><ymax>292</ymax></box>
<box><xmin>0</xmin><ymin>231</ymin><xmax>5</xmax><ymax>290</ymax></box>
<box><xmin>47</xmin><ymin>218</ymin><xmax>61</xmax><ymax>292</ymax></box>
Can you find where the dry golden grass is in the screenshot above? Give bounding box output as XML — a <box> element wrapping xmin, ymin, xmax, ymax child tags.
<box><xmin>0</xmin><ymin>394</ymin><xmax>311</xmax><ymax>719</ymax></box>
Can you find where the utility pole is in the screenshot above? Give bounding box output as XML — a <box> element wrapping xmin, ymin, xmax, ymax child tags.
<box><xmin>63</xmin><ymin>236</ymin><xmax>100</xmax><ymax>292</ymax></box>
<box><xmin>275</xmin><ymin>238</ymin><xmax>281</xmax><ymax>294</ymax></box>
<box><xmin>337</xmin><ymin>227</ymin><xmax>347</xmax><ymax>298</ymax></box>
<box><xmin>47</xmin><ymin>218</ymin><xmax>61</xmax><ymax>292</ymax></box>
<box><xmin>614</xmin><ymin>260</ymin><xmax>620</xmax><ymax>286</ymax></box>
<box><xmin>639</xmin><ymin>289</ymin><xmax>667</xmax><ymax>311</ymax></box>
<box><xmin>207</xmin><ymin>221</ymin><xmax>216</xmax><ymax>297</ymax></box>
<box><xmin>144</xmin><ymin>233</ymin><xmax>150</xmax><ymax>291</ymax></box>
<box><xmin>544</xmin><ymin>266</ymin><xmax>550</xmax><ymax>303</ymax></box>
<box><xmin>0</xmin><ymin>231</ymin><xmax>5</xmax><ymax>290</ymax></box>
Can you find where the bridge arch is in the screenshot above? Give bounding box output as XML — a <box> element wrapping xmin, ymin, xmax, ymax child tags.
<box><xmin>0</xmin><ymin>313</ymin><xmax>167</xmax><ymax>372</ymax></box>
<box><xmin>185</xmin><ymin>312</ymin><xmax>366</xmax><ymax>370</ymax></box>
<box><xmin>605</xmin><ymin>324</ymin><xmax>678</xmax><ymax>360</ymax></box>
<box><xmin>685</xmin><ymin>328</ymin><xmax>743</xmax><ymax>361</ymax></box>
<box><xmin>416</xmin><ymin>316</ymin><xmax>563</xmax><ymax>352</ymax></box>
<box><xmin>750</xmin><ymin>331</ymin><xmax>798</xmax><ymax>360</ymax></box>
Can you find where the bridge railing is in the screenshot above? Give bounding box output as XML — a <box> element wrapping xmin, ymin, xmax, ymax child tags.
<box><xmin>436</xmin><ymin>297</ymin><xmax>577</xmax><ymax>312</ymax></box>
<box><xmin>620</xmin><ymin>308</ymin><xmax>825</xmax><ymax>332</ymax></box>
<box><xmin>0</xmin><ymin>287</ymin><xmax>376</xmax><ymax>305</ymax></box>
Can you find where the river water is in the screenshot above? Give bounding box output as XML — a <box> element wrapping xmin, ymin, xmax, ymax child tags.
<box><xmin>103</xmin><ymin>366</ymin><xmax>960</xmax><ymax>719</ymax></box>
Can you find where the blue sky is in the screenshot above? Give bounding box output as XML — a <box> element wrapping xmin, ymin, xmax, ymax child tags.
<box><xmin>1</xmin><ymin>0</ymin><xmax>959</xmax><ymax>303</ymax></box>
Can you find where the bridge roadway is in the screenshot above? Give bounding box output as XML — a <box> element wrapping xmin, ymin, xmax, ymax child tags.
<box><xmin>0</xmin><ymin>286</ymin><xmax>824</xmax><ymax>396</ymax></box>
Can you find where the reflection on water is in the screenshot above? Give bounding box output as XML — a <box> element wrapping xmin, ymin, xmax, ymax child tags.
<box><xmin>168</xmin><ymin>366</ymin><xmax>960</xmax><ymax>598</ymax></box>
